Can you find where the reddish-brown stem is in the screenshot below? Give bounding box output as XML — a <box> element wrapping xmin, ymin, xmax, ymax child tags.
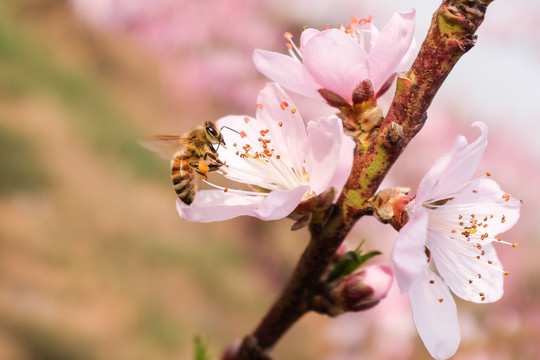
<box><xmin>229</xmin><ymin>1</ymin><xmax>494</xmax><ymax>358</ymax></box>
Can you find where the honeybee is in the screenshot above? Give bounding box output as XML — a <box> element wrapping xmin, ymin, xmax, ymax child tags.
<box><xmin>142</xmin><ymin>121</ymin><xmax>226</xmax><ymax>205</ymax></box>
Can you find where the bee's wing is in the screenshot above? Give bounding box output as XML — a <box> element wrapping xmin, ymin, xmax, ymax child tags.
<box><xmin>140</xmin><ymin>135</ymin><xmax>187</xmax><ymax>159</ymax></box>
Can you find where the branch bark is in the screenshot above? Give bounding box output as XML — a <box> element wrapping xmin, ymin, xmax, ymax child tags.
<box><xmin>229</xmin><ymin>1</ymin><xmax>495</xmax><ymax>358</ymax></box>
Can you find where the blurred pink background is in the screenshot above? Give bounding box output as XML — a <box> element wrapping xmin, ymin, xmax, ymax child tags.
<box><xmin>0</xmin><ymin>0</ymin><xmax>538</xmax><ymax>359</ymax></box>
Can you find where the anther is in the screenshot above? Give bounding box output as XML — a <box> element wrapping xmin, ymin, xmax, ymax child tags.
<box><xmin>244</xmin><ymin>117</ymin><xmax>250</xmax><ymax>123</ymax></box>
<box><xmin>512</xmin><ymin>242</ymin><xmax>518</xmax><ymax>248</ymax></box>
<box><xmin>439</xmin><ymin>298</ymin><xmax>444</xmax><ymax>303</ymax></box>
<box><xmin>502</xmin><ymin>193</ymin><xmax>511</xmax><ymax>201</ymax></box>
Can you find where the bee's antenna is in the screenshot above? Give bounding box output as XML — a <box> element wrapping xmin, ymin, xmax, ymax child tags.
<box><xmin>215</xmin><ymin>125</ymin><xmax>241</xmax><ymax>152</ymax></box>
<box><xmin>219</xmin><ymin>125</ymin><xmax>241</xmax><ymax>135</ymax></box>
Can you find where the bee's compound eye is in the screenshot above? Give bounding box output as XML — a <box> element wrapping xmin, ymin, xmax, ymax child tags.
<box><xmin>206</xmin><ymin>126</ymin><xmax>218</xmax><ymax>137</ymax></box>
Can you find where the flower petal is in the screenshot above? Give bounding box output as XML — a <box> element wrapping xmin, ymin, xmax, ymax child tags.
<box><xmin>327</xmin><ymin>134</ymin><xmax>355</xmax><ymax>193</ymax></box>
<box><xmin>392</xmin><ymin>207</ymin><xmax>429</xmax><ymax>293</ymax></box>
<box><xmin>367</xmin><ymin>9</ymin><xmax>416</xmax><ymax>92</ymax></box>
<box><xmin>305</xmin><ymin>115</ymin><xmax>344</xmax><ymax>194</ymax></box>
<box><xmin>415</xmin><ymin>135</ymin><xmax>468</xmax><ymax>204</ymax></box>
<box><xmin>428</xmin><ymin>122</ymin><xmax>488</xmax><ymax>201</ymax></box>
<box><xmin>300</xmin><ymin>28</ymin><xmax>320</xmax><ymax>48</ymax></box>
<box><xmin>409</xmin><ymin>269</ymin><xmax>461</xmax><ymax>360</ymax></box>
<box><xmin>255</xmin><ymin>82</ymin><xmax>308</xmax><ymax>172</ymax></box>
<box><xmin>253</xmin><ymin>49</ymin><xmax>321</xmax><ymax>99</ymax></box>
<box><xmin>302</xmin><ymin>29</ymin><xmax>369</xmax><ymax>103</ymax></box>
<box><xmin>430</xmin><ymin>239</ymin><xmax>504</xmax><ymax>303</ymax></box>
<box><xmin>177</xmin><ymin>185</ymin><xmax>309</xmax><ymax>222</ymax></box>
<box><xmin>445</xmin><ymin>178</ymin><xmax>521</xmax><ymax>237</ymax></box>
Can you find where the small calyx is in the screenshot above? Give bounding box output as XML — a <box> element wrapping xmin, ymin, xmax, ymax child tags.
<box><xmin>319</xmin><ymin>80</ymin><xmax>384</xmax><ymax>148</ymax></box>
<box><xmin>288</xmin><ymin>187</ymin><xmax>336</xmax><ymax>230</ymax></box>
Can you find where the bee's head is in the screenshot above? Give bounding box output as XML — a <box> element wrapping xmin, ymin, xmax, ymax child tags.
<box><xmin>204</xmin><ymin>121</ymin><xmax>226</xmax><ymax>147</ymax></box>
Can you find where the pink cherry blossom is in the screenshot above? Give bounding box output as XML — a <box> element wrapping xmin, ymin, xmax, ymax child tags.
<box><xmin>177</xmin><ymin>82</ymin><xmax>351</xmax><ymax>222</ymax></box>
<box><xmin>391</xmin><ymin>122</ymin><xmax>521</xmax><ymax>359</ymax></box>
<box><xmin>253</xmin><ymin>10</ymin><xmax>416</xmax><ymax>104</ymax></box>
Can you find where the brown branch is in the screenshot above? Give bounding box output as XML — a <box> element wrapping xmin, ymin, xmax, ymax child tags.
<box><xmin>229</xmin><ymin>1</ymin><xmax>494</xmax><ymax>358</ymax></box>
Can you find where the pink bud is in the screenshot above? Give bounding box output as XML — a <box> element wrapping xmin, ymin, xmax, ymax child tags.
<box><xmin>330</xmin><ymin>264</ymin><xmax>393</xmax><ymax>315</ymax></box>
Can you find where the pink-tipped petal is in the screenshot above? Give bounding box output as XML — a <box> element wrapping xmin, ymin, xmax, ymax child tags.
<box><xmin>367</xmin><ymin>9</ymin><xmax>416</xmax><ymax>92</ymax></box>
<box><xmin>305</xmin><ymin>115</ymin><xmax>344</xmax><ymax>194</ymax></box>
<box><xmin>392</xmin><ymin>208</ymin><xmax>430</xmax><ymax>293</ymax></box>
<box><xmin>302</xmin><ymin>29</ymin><xmax>369</xmax><ymax>103</ymax></box>
<box><xmin>409</xmin><ymin>269</ymin><xmax>461</xmax><ymax>360</ymax></box>
<box><xmin>253</xmin><ymin>49</ymin><xmax>321</xmax><ymax>99</ymax></box>
<box><xmin>177</xmin><ymin>185</ymin><xmax>309</xmax><ymax>222</ymax></box>
<box><xmin>300</xmin><ymin>28</ymin><xmax>320</xmax><ymax>48</ymax></box>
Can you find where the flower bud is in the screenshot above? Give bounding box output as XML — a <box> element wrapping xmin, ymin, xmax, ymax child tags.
<box><xmin>328</xmin><ymin>264</ymin><xmax>393</xmax><ymax>316</ymax></box>
<box><xmin>371</xmin><ymin>187</ymin><xmax>413</xmax><ymax>230</ymax></box>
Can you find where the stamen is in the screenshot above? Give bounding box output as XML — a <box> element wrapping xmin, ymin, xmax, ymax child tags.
<box><xmin>202</xmin><ymin>179</ymin><xmax>270</xmax><ymax>197</ymax></box>
<box><xmin>283</xmin><ymin>32</ymin><xmax>303</xmax><ymax>62</ymax></box>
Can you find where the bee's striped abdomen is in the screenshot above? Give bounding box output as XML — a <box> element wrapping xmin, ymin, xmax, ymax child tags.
<box><xmin>171</xmin><ymin>154</ymin><xmax>196</xmax><ymax>205</ymax></box>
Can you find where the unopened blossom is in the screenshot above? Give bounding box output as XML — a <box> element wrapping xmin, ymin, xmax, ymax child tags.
<box><xmin>328</xmin><ymin>264</ymin><xmax>394</xmax><ymax>315</ymax></box>
<box><xmin>253</xmin><ymin>10</ymin><xmax>416</xmax><ymax>104</ymax></box>
<box><xmin>392</xmin><ymin>122</ymin><xmax>521</xmax><ymax>359</ymax></box>
<box><xmin>177</xmin><ymin>82</ymin><xmax>351</xmax><ymax>222</ymax></box>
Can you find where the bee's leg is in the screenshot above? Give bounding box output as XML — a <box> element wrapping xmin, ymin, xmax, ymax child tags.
<box><xmin>190</xmin><ymin>162</ymin><xmax>208</xmax><ymax>180</ymax></box>
<box><xmin>207</xmin><ymin>164</ymin><xmax>221</xmax><ymax>172</ymax></box>
<box><xmin>204</xmin><ymin>152</ymin><xmax>224</xmax><ymax>165</ymax></box>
